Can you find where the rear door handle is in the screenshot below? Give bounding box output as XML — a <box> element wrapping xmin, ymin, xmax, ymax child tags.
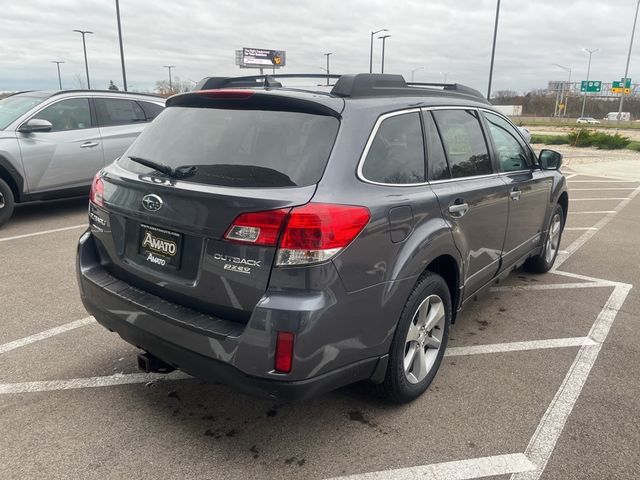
<box><xmin>80</xmin><ymin>141</ymin><xmax>99</xmax><ymax>148</ymax></box>
<box><xmin>510</xmin><ymin>188</ymin><xmax>522</xmax><ymax>201</ymax></box>
<box><xmin>448</xmin><ymin>202</ymin><xmax>469</xmax><ymax>217</ymax></box>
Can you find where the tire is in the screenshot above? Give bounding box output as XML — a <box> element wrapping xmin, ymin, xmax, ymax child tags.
<box><xmin>0</xmin><ymin>177</ymin><xmax>15</xmax><ymax>228</ymax></box>
<box><xmin>524</xmin><ymin>203</ymin><xmax>564</xmax><ymax>273</ymax></box>
<box><xmin>378</xmin><ymin>272</ymin><xmax>451</xmax><ymax>403</ymax></box>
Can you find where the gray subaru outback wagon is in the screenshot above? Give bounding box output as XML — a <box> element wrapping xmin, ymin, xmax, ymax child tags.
<box><xmin>77</xmin><ymin>74</ymin><xmax>567</xmax><ymax>402</ymax></box>
<box><xmin>0</xmin><ymin>90</ymin><xmax>164</xmax><ymax>226</ymax></box>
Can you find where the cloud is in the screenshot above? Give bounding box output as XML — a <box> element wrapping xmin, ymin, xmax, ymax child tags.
<box><xmin>1</xmin><ymin>0</ymin><xmax>638</xmax><ymax>94</ymax></box>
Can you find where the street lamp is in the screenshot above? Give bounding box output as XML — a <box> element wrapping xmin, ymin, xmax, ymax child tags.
<box><xmin>115</xmin><ymin>0</ymin><xmax>127</xmax><ymax>91</ymax></box>
<box><xmin>369</xmin><ymin>28</ymin><xmax>388</xmax><ymax>74</ymax></box>
<box><xmin>580</xmin><ymin>48</ymin><xmax>599</xmax><ymax>118</ymax></box>
<box><xmin>487</xmin><ymin>0</ymin><xmax>501</xmax><ymax>99</ymax></box>
<box><xmin>163</xmin><ymin>65</ymin><xmax>176</xmax><ymax>91</ymax></box>
<box><xmin>72</xmin><ymin>29</ymin><xmax>93</xmax><ymax>89</ymax></box>
<box><xmin>378</xmin><ymin>35</ymin><xmax>391</xmax><ymax>74</ymax></box>
<box><xmin>439</xmin><ymin>71</ymin><xmax>450</xmax><ymax>84</ymax></box>
<box><xmin>618</xmin><ymin>0</ymin><xmax>640</xmax><ymax>120</ymax></box>
<box><xmin>51</xmin><ymin>61</ymin><xmax>65</xmax><ymax>90</ymax></box>
<box><xmin>410</xmin><ymin>67</ymin><xmax>424</xmax><ymax>82</ymax></box>
<box><xmin>552</xmin><ymin>63</ymin><xmax>572</xmax><ymax>117</ymax></box>
<box><xmin>324</xmin><ymin>53</ymin><xmax>332</xmax><ymax>86</ymax></box>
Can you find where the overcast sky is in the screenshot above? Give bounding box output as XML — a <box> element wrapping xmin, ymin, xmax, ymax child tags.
<box><xmin>2</xmin><ymin>0</ymin><xmax>640</xmax><ymax>94</ymax></box>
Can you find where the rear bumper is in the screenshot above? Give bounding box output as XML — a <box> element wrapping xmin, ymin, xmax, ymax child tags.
<box><xmin>77</xmin><ymin>230</ymin><xmax>385</xmax><ymax>400</ymax></box>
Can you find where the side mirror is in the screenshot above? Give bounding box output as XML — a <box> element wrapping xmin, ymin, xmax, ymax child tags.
<box><xmin>18</xmin><ymin>119</ymin><xmax>53</xmax><ymax>134</ymax></box>
<box><xmin>539</xmin><ymin>149</ymin><xmax>563</xmax><ymax>170</ymax></box>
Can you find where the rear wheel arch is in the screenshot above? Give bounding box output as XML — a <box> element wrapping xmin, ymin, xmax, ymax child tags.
<box><xmin>423</xmin><ymin>254</ymin><xmax>460</xmax><ymax>323</ymax></box>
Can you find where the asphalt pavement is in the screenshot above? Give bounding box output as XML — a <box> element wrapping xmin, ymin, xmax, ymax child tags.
<box><xmin>0</xmin><ymin>172</ymin><xmax>638</xmax><ymax>480</ymax></box>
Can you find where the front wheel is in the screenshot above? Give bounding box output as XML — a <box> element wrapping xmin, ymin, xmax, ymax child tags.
<box><xmin>0</xmin><ymin>178</ymin><xmax>15</xmax><ymax>228</ymax></box>
<box><xmin>525</xmin><ymin>204</ymin><xmax>564</xmax><ymax>273</ymax></box>
<box><xmin>378</xmin><ymin>272</ymin><xmax>451</xmax><ymax>403</ymax></box>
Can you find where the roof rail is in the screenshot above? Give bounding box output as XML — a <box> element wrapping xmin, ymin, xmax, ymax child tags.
<box><xmin>407</xmin><ymin>81</ymin><xmax>486</xmax><ymax>101</ymax></box>
<box><xmin>195</xmin><ymin>74</ymin><xmax>342</xmax><ymax>91</ymax></box>
<box><xmin>49</xmin><ymin>89</ymin><xmax>163</xmax><ymax>99</ymax></box>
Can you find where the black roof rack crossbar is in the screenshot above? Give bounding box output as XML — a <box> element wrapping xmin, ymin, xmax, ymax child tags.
<box><xmin>195</xmin><ymin>74</ymin><xmax>342</xmax><ymax>91</ymax></box>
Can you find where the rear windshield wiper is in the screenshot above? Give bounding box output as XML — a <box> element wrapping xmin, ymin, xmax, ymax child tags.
<box><xmin>128</xmin><ymin>156</ymin><xmax>196</xmax><ymax>179</ymax></box>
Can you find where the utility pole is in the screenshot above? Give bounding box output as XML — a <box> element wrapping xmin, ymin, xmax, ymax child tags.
<box><xmin>369</xmin><ymin>29</ymin><xmax>388</xmax><ymax>74</ymax></box>
<box><xmin>51</xmin><ymin>61</ymin><xmax>65</xmax><ymax>90</ymax></box>
<box><xmin>553</xmin><ymin>63</ymin><xmax>571</xmax><ymax>117</ymax></box>
<box><xmin>72</xmin><ymin>29</ymin><xmax>93</xmax><ymax>89</ymax></box>
<box><xmin>411</xmin><ymin>67</ymin><xmax>424</xmax><ymax>82</ymax></box>
<box><xmin>115</xmin><ymin>0</ymin><xmax>127</xmax><ymax>91</ymax></box>
<box><xmin>324</xmin><ymin>53</ymin><xmax>332</xmax><ymax>86</ymax></box>
<box><xmin>487</xmin><ymin>0</ymin><xmax>501</xmax><ymax>100</ymax></box>
<box><xmin>618</xmin><ymin>0</ymin><xmax>640</xmax><ymax>120</ymax></box>
<box><xmin>440</xmin><ymin>71</ymin><xmax>449</xmax><ymax>84</ymax></box>
<box><xmin>379</xmin><ymin>35</ymin><xmax>391</xmax><ymax>74</ymax></box>
<box><xmin>580</xmin><ymin>48</ymin><xmax>599</xmax><ymax>118</ymax></box>
<box><xmin>163</xmin><ymin>65</ymin><xmax>176</xmax><ymax>91</ymax></box>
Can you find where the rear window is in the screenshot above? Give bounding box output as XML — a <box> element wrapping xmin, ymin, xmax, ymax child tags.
<box><xmin>119</xmin><ymin>107</ymin><xmax>339</xmax><ymax>187</ymax></box>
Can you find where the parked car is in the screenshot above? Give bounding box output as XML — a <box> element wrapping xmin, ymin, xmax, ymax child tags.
<box><xmin>0</xmin><ymin>90</ymin><xmax>164</xmax><ymax>226</ymax></box>
<box><xmin>576</xmin><ymin>117</ymin><xmax>600</xmax><ymax>124</ymax></box>
<box><xmin>77</xmin><ymin>74</ymin><xmax>568</xmax><ymax>402</ymax></box>
<box><xmin>604</xmin><ymin>111</ymin><xmax>630</xmax><ymax>121</ymax></box>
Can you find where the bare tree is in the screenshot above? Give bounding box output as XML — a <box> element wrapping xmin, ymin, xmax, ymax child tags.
<box><xmin>74</xmin><ymin>74</ymin><xmax>87</xmax><ymax>89</ymax></box>
<box><xmin>155</xmin><ymin>77</ymin><xmax>192</xmax><ymax>97</ymax></box>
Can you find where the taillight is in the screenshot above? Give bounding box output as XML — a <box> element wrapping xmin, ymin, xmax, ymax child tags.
<box><xmin>223</xmin><ymin>203</ymin><xmax>370</xmax><ymax>266</ymax></box>
<box><xmin>89</xmin><ymin>172</ymin><xmax>104</xmax><ymax>207</ymax></box>
<box><xmin>276</xmin><ymin>203</ymin><xmax>370</xmax><ymax>266</ymax></box>
<box><xmin>274</xmin><ymin>331</ymin><xmax>295</xmax><ymax>373</ymax></box>
<box><xmin>224</xmin><ymin>209</ymin><xmax>290</xmax><ymax>246</ymax></box>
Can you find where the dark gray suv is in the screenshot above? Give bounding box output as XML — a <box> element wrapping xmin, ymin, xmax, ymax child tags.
<box><xmin>77</xmin><ymin>74</ymin><xmax>568</xmax><ymax>402</ymax></box>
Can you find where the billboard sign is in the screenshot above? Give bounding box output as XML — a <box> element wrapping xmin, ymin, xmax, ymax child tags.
<box><xmin>241</xmin><ymin>48</ymin><xmax>286</xmax><ymax>68</ymax></box>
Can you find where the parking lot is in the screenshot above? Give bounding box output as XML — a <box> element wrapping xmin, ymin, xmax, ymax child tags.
<box><xmin>1</xmin><ymin>171</ymin><xmax>639</xmax><ymax>480</ymax></box>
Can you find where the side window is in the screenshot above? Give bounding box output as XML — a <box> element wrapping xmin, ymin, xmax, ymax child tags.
<box><xmin>138</xmin><ymin>101</ymin><xmax>164</xmax><ymax>121</ymax></box>
<box><xmin>96</xmin><ymin>98</ymin><xmax>146</xmax><ymax>127</ymax></box>
<box><xmin>424</xmin><ymin>111</ymin><xmax>450</xmax><ymax>181</ymax></box>
<box><xmin>432</xmin><ymin>109</ymin><xmax>493</xmax><ymax>178</ymax></box>
<box><xmin>33</xmin><ymin>98</ymin><xmax>91</xmax><ymax>132</ymax></box>
<box><xmin>362</xmin><ymin>112</ymin><xmax>425</xmax><ymax>184</ymax></box>
<box><xmin>484</xmin><ymin>112</ymin><xmax>532</xmax><ymax>172</ymax></box>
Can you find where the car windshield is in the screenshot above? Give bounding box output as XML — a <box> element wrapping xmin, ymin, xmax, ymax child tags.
<box><xmin>0</xmin><ymin>94</ymin><xmax>48</xmax><ymax>129</ymax></box>
<box><xmin>119</xmin><ymin>106</ymin><xmax>340</xmax><ymax>187</ymax></box>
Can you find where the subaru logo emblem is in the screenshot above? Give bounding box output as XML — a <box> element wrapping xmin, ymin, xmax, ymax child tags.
<box><xmin>142</xmin><ymin>194</ymin><xmax>163</xmax><ymax>212</ymax></box>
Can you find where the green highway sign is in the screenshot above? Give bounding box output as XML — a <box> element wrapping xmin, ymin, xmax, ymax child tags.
<box><xmin>612</xmin><ymin>78</ymin><xmax>632</xmax><ymax>94</ymax></box>
<box><xmin>581</xmin><ymin>80</ymin><xmax>602</xmax><ymax>93</ymax></box>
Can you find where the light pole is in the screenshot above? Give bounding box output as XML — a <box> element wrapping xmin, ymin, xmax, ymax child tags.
<box><xmin>163</xmin><ymin>65</ymin><xmax>176</xmax><ymax>91</ymax></box>
<box><xmin>553</xmin><ymin>63</ymin><xmax>572</xmax><ymax>117</ymax></box>
<box><xmin>51</xmin><ymin>61</ymin><xmax>65</xmax><ymax>90</ymax></box>
<box><xmin>410</xmin><ymin>67</ymin><xmax>424</xmax><ymax>82</ymax></box>
<box><xmin>72</xmin><ymin>29</ymin><xmax>93</xmax><ymax>89</ymax></box>
<box><xmin>324</xmin><ymin>53</ymin><xmax>332</xmax><ymax>86</ymax></box>
<box><xmin>378</xmin><ymin>35</ymin><xmax>391</xmax><ymax>74</ymax></box>
<box><xmin>580</xmin><ymin>48</ymin><xmax>599</xmax><ymax>118</ymax></box>
<box><xmin>487</xmin><ymin>0</ymin><xmax>501</xmax><ymax>99</ymax></box>
<box><xmin>369</xmin><ymin>28</ymin><xmax>388</xmax><ymax>74</ymax></box>
<box><xmin>115</xmin><ymin>0</ymin><xmax>127</xmax><ymax>91</ymax></box>
<box><xmin>440</xmin><ymin>72</ymin><xmax>450</xmax><ymax>84</ymax></box>
<box><xmin>618</xmin><ymin>0</ymin><xmax>640</xmax><ymax>120</ymax></box>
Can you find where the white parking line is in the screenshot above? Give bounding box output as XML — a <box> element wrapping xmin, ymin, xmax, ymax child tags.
<box><xmin>446</xmin><ymin>337</ymin><xmax>595</xmax><ymax>357</ymax></box>
<box><xmin>563</xmin><ymin>227</ymin><xmax>597</xmax><ymax>231</ymax></box>
<box><xmin>327</xmin><ymin>453</ymin><xmax>535</xmax><ymax>480</ymax></box>
<box><xmin>490</xmin><ymin>281</ymin><xmax>614</xmax><ymax>292</ymax></box>
<box><xmin>0</xmin><ymin>224</ymin><xmax>87</xmax><ymax>243</ymax></box>
<box><xmin>567</xmin><ymin>180</ymin><xmax>639</xmax><ymax>183</ymax></box>
<box><xmin>569</xmin><ymin>187</ymin><xmax>636</xmax><ymax>191</ymax></box>
<box><xmin>0</xmin><ymin>370</ymin><xmax>192</xmax><ymax>395</ymax></box>
<box><xmin>570</xmin><ymin>197</ymin><xmax>627</xmax><ymax>201</ymax></box>
<box><xmin>0</xmin><ymin>317</ymin><xmax>95</xmax><ymax>355</ymax></box>
<box><xmin>569</xmin><ymin>210</ymin><xmax>616</xmax><ymax>214</ymax></box>
<box><xmin>511</xmin><ymin>283</ymin><xmax>632</xmax><ymax>480</ymax></box>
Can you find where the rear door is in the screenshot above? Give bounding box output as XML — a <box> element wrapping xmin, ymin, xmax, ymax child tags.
<box><xmin>481</xmin><ymin>111</ymin><xmax>552</xmax><ymax>268</ymax></box>
<box><xmin>95</xmin><ymin>97</ymin><xmax>153</xmax><ymax>164</ymax></box>
<box><xmin>16</xmin><ymin>97</ymin><xmax>103</xmax><ymax>193</ymax></box>
<box><xmin>91</xmin><ymin>100</ymin><xmax>341</xmax><ymax>321</ymax></box>
<box><xmin>424</xmin><ymin>108</ymin><xmax>509</xmax><ymax>297</ymax></box>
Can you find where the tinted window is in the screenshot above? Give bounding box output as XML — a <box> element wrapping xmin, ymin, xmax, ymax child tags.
<box><xmin>424</xmin><ymin>112</ymin><xmax>450</xmax><ymax>181</ymax></box>
<box><xmin>484</xmin><ymin>112</ymin><xmax>532</xmax><ymax>172</ymax></box>
<box><xmin>33</xmin><ymin>98</ymin><xmax>91</xmax><ymax>132</ymax></box>
<box><xmin>96</xmin><ymin>98</ymin><xmax>146</xmax><ymax>127</ymax></box>
<box><xmin>138</xmin><ymin>101</ymin><xmax>164</xmax><ymax>121</ymax></box>
<box><xmin>432</xmin><ymin>110</ymin><xmax>492</xmax><ymax>178</ymax></box>
<box><xmin>119</xmin><ymin>107</ymin><xmax>340</xmax><ymax>188</ymax></box>
<box><xmin>362</xmin><ymin>112</ymin><xmax>425</xmax><ymax>184</ymax></box>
